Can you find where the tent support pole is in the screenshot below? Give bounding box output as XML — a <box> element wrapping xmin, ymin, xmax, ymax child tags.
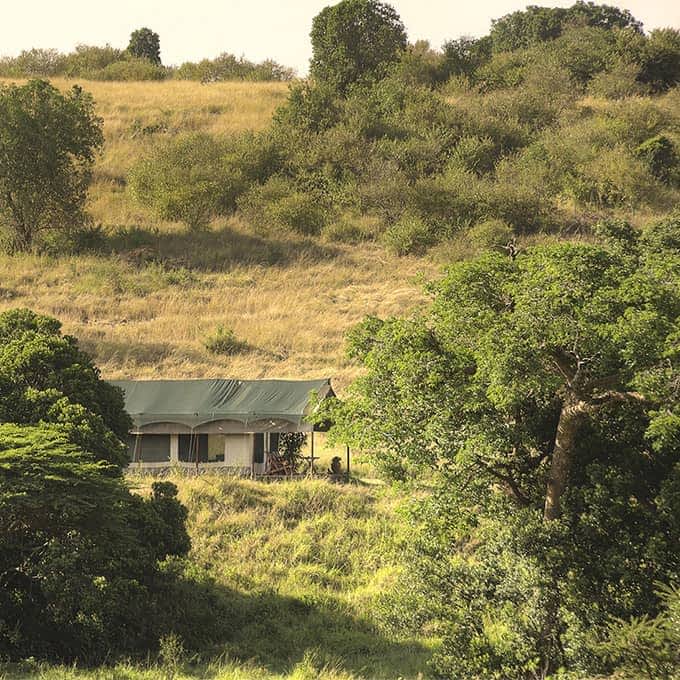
<box><xmin>346</xmin><ymin>445</ymin><xmax>350</xmax><ymax>483</ymax></box>
<box><xmin>309</xmin><ymin>431</ymin><xmax>315</xmax><ymax>477</ymax></box>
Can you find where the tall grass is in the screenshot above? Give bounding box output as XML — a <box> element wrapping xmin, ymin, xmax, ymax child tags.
<box><xmin>0</xmin><ymin>477</ymin><xmax>434</xmax><ymax>679</ymax></box>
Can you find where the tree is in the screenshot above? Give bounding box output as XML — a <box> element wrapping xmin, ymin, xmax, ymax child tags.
<box><xmin>638</xmin><ymin>28</ymin><xmax>680</xmax><ymax>92</ymax></box>
<box><xmin>310</xmin><ymin>0</ymin><xmax>407</xmax><ymax>93</ymax></box>
<box><xmin>0</xmin><ymin>309</ymin><xmax>194</xmax><ymax>662</ymax></box>
<box><xmin>0</xmin><ymin>308</ymin><xmax>131</xmax><ymax>467</ymax></box>
<box><xmin>441</xmin><ymin>36</ymin><xmax>492</xmax><ymax>79</ymax></box>
<box><xmin>127</xmin><ymin>27</ymin><xmax>161</xmax><ymax>65</ymax></box>
<box><xmin>489</xmin><ymin>2</ymin><xmax>642</xmax><ymax>53</ymax></box>
<box><xmin>326</xmin><ymin>217</ymin><xmax>680</xmax><ymax>676</ymax></box>
<box><xmin>0</xmin><ymin>80</ymin><xmax>103</xmax><ymax>252</ymax></box>
<box><xmin>129</xmin><ymin>132</ymin><xmax>278</xmax><ymax>230</ymax></box>
<box><xmin>0</xmin><ymin>423</ymin><xmax>190</xmax><ymax>662</ymax></box>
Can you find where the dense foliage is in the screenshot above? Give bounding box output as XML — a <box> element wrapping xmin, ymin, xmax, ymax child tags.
<box><xmin>326</xmin><ymin>216</ymin><xmax>680</xmax><ymax>677</ymax></box>
<box><xmin>0</xmin><ymin>425</ymin><xmax>191</xmax><ymax>662</ymax></box>
<box><xmin>127</xmin><ymin>27</ymin><xmax>162</xmax><ymax>65</ymax></box>
<box><xmin>129</xmin><ymin>131</ymin><xmax>278</xmax><ymax>230</ymax></box>
<box><xmin>127</xmin><ymin>2</ymin><xmax>680</xmax><ymax>252</ymax></box>
<box><xmin>310</xmin><ymin>0</ymin><xmax>407</xmax><ymax>93</ymax></box>
<box><xmin>0</xmin><ymin>80</ymin><xmax>102</xmax><ymax>252</ymax></box>
<box><xmin>0</xmin><ymin>309</ymin><xmax>204</xmax><ymax>663</ymax></box>
<box><xmin>0</xmin><ymin>44</ymin><xmax>293</xmax><ymax>82</ymax></box>
<box><xmin>0</xmin><ymin>308</ymin><xmax>130</xmax><ymax>466</ymax></box>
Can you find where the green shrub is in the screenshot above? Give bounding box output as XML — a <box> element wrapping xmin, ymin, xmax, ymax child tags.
<box><xmin>355</xmin><ymin>159</ymin><xmax>413</xmax><ymax>221</ymax></box>
<box><xmin>204</xmin><ymin>325</ymin><xmax>249</xmax><ymax>356</ymax></box>
<box><xmin>565</xmin><ymin>146</ymin><xmax>663</xmax><ymax>207</ymax></box>
<box><xmin>635</xmin><ymin>134</ymin><xmax>680</xmax><ymax>185</ymax></box>
<box><xmin>174</xmin><ymin>53</ymin><xmax>294</xmax><ymax>82</ymax></box>
<box><xmin>62</xmin><ymin>44</ymin><xmax>125</xmax><ymax>76</ymax></box>
<box><xmin>467</xmin><ymin>218</ymin><xmax>514</xmax><ymax>249</ymax></box>
<box><xmin>93</xmin><ymin>57</ymin><xmax>167</xmax><ymax>81</ymax></box>
<box><xmin>394</xmin><ymin>40</ymin><xmax>447</xmax><ymax>88</ymax></box>
<box><xmin>0</xmin><ymin>48</ymin><xmax>66</xmax><ymax>77</ymax></box>
<box><xmin>449</xmin><ymin>135</ymin><xmax>498</xmax><ymax>175</ymax></box>
<box><xmin>381</xmin><ymin>213</ymin><xmax>434</xmax><ymax>255</ymax></box>
<box><xmin>475</xmin><ymin>50</ymin><xmax>529</xmax><ymax>91</ymax></box>
<box><xmin>129</xmin><ymin>133</ymin><xmax>252</xmax><ymax>229</ymax></box>
<box><xmin>238</xmin><ymin>176</ymin><xmax>329</xmax><ymax>236</ymax></box>
<box><xmin>587</xmin><ymin>61</ymin><xmax>647</xmax><ymax>99</ymax></box>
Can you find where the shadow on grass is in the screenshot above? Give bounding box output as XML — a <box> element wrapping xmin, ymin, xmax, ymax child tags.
<box><xmin>95</xmin><ymin>223</ymin><xmax>343</xmax><ymax>272</ymax></box>
<box><xmin>174</xmin><ymin>577</ymin><xmax>431</xmax><ymax>679</ymax></box>
<box><xmin>77</xmin><ymin>336</ymin><xmax>209</xmax><ymax>369</ymax></box>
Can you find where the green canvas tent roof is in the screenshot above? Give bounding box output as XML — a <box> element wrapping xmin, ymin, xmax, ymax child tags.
<box><xmin>109</xmin><ymin>378</ymin><xmax>334</xmax><ymax>429</ymax></box>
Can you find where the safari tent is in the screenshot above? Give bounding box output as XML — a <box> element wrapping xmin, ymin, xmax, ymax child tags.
<box><xmin>110</xmin><ymin>378</ymin><xmax>335</xmax><ymax>474</ymax></box>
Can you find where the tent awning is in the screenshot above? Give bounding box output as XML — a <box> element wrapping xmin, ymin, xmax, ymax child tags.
<box><xmin>109</xmin><ymin>378</ymin><xmax>334</xmax><ymax>431</ymax></box>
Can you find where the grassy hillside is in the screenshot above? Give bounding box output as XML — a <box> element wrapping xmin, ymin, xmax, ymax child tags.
<box><xmin>1</xmin><ymin>78</ymin><xmax>677</xmax><ymax>390</ymax></box>
<box><xmin>0</xmin><ymin>78</ymin><xmax>438</xmax><ymax>390</ymax></box>
<box><xmin>0</xmin><ymin>476</ymin><xmax>433</xmax><ymax>680</ymax></box>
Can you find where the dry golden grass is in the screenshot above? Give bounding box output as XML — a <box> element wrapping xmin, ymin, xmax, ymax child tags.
<box><xmin>0</xmin><ymin>237</ymin><xmax>436</xmax><ymax>390</ymax></box>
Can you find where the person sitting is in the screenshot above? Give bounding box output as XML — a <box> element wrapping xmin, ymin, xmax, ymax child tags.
<box><xmin>329</xmin><ymin>456</ymin><xmax>342</xmax><ymax>475</ymax></box>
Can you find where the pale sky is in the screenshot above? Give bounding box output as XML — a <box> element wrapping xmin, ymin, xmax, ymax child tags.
<box><xmin>2</xmin><ymin>0</ymin><xmax>679</xmax><ymax>75</ymax></box>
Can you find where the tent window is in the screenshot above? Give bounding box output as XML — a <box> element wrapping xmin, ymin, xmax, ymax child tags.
<box><xmin>254</xmin><ymin>433</ymin><xmax>265</xmax><ymax>464</ymax></box>
<box><xmin>128</xmin><ymin>434</ymin><xmax>170</xmax><ymax>462</ymax></box>
<box><xmin>268</xmin><ymin>432</ymin><xmax>280</xmax><ymax>454</ymax></box>
<box><xmin>178</xmin><ymin>434</ymin><xmax>209</xmax><ymax>462</ymax></box>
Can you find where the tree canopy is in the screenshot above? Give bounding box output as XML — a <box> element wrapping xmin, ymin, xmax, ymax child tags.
<box><xmin>0</xmin><ymin>308</ymin><xmax>131</xmax><ymax>467</ymax></box>
<box><xmin>0</xmin><ymin>309</ymin><xmax>197</xmax><ymax>662</ymax></box>
<box><xmin>310</xmin><ymin>0</ymin><xmax>407</xmax><ymax>93</ymax></box>
<box><xmin>0</xmin><ymin>80</ymin><xmax>102</xmax><ymax>252</ymax></box>
<box><xmin>326</xmin><ymin>216</ymin><xmax>680</xmax><ymax>676</ymax></box>
<box><xmin>127</xmin><ymin>27</ymin><xmax>161</xmax><ymax>65</ymax></box>
<box><xmin>489</xmin><ymin>1</ymin><xmax>642</xmax><ymax>53</ymax></box>
<box><xmin>0</xmin><ymin>423</ymin><xmax>191</xmax><ymax>662</ymax></box>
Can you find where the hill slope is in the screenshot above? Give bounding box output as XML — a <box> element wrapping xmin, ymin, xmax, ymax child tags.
<box><xmin>0</xmin><ymin>78</ymin><xmax>437</xmax><ymax>389</ymax></box>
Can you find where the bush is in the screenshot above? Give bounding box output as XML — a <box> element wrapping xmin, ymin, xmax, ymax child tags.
<box><xmin>565</xmin><ymin>146</ymin><xmax>663</xmax><ymax>208</ymax></box>
<box><xmin>0</xmin><ymin>48</ymin><xmax>66</xmax><ymax>77</ymax></box>
<box><xmin>204</xmin><ymin>325</ymin><xmax>249</xmax><ymax>355</ymax></box>
<box><xmin>355</xmin><ymin>159</ymin><xmax>413</xmax><ymax>221</ymax></box>
<box><xmin>635</xmin><ymin>134</ymin><xmax>680</xmax><ymax>185</ymax></box>
<box><xmin>449</xmin><ymin>135</ymin><xmax>499</xmax><ymax>176</ymax></box>
<box><xmin>62</xmin><ymin>44</ymin><xmax>125</xmax><ymax>77</ymax></box>
<box><xmin>467</xmin><ymin>218</ymin><xmax>514</xmax><ymax>249</ymax></box>
<box><xmin>381</xmin><ymin>213</ymin><xmax>434</xmax><ymax>255</ymax></box>
<box><xmin>174</xmin><ymin>53</ymin><xmax>294</xmax><ymax>82</ymax></box>
<box><xmin>588</xmin><ymin>61</ymin><xmax>647</xmax><ymax>99</ymax></box>
<box><xmin>238</xmin><ymin>176</ymin><xmax>329</xmax><ymax>236</ymax></box>
<box><xmin>93</xmin><ymin>57</ymin><xmax>167</xmax><ymax>81</ymax></box>
<box><xmin>129</xmin><ymin>133</ymin><xmax>248</xmax><ymax>229</ymax></box>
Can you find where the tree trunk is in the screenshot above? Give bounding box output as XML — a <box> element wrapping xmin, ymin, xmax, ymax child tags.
<box><xmin>544</xmin><ymin>395</ymin><xmax>589</xmax><ymax>521</ymax></box>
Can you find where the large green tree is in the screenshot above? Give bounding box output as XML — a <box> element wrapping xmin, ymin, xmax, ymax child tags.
<box><xmin>310</xmin><ymin>0</ymin><xmax>407</xmax><ymax>93</ymax></box>
<box><xmin>0</xmin><ymin>308</ymin><xmax>194</xmax><ymax>662</ymax></box>
<box><xmin>490</xmin><ymin>1</ymin><xmax>642</xmax><ymax>53</ymax></box>
<box><xmin>0</xmin><ymin>308</ymin><xmax>130</xmax><ymax>467</ymax></box>
<box><xmin>0</xmin><ymin>80</ymin><xmax>103</xmax><ymax>252</ymax></box>
<box><xmin>0</xmin><ymin>424</ymin><xmax>190</xmax><ymax>662</ymax></box>
<box><xmin>327</xmin><ymin>217</ymin><xmax>680</xmax><ymax>676</ymax></box>
<box><xmin>127</xmin><ymin>27</ymin><xmax>161</xmax><ymax>65</ymax></box>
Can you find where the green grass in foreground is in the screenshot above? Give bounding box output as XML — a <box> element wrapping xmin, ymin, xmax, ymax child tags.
<box><xmin>1</xmin><ymin>476</ymin><xmax>433</xmax><ymax>680</ymax></box>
